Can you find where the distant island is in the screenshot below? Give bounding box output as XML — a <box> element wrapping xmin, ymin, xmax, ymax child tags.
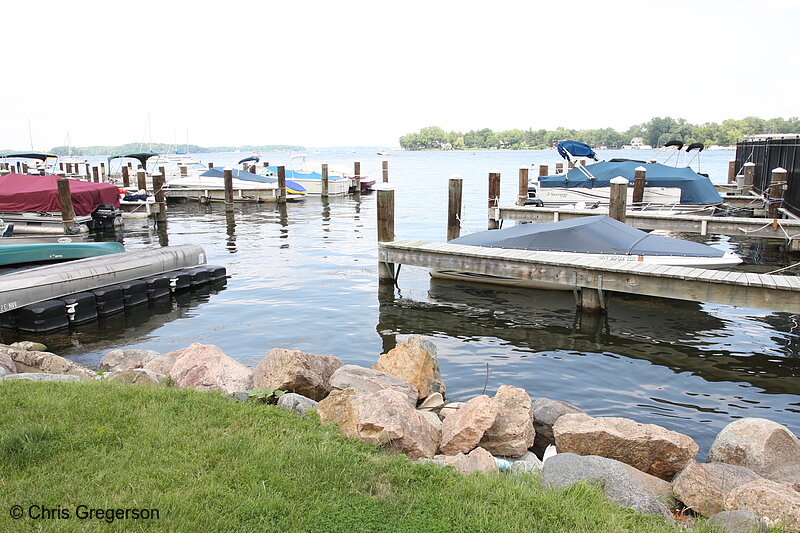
<box><xmin>399</xmin><ymin>116</ymin><xmax>800</xmax><ymax>151</ymax></box>
<box><xmin>43</xmin><ymin>143</ymin><xmax>305</xmax><ymax>156</ymax></box>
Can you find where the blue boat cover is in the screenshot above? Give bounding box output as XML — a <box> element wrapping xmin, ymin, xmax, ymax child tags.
<box><xmin>556</xmin><ymin>140</ymin><xmax>597</xmax><ymax>161</ymax></box>
<box><xmin>238</xmin><ymin>155</ymin><xmax>259</xmax><ymax>164</ymax></box>
<box><xmin>539</xmin><ymin>161</ymin><xmax>722</xmax><ymax>205</ymax></box>
<box><xmin>200</xmin><ymin>167</ymin><xmax>306</xmax><ymax>193</ymax></box>
<box><xmin>450</xmin><ymin>215</ymin><xmax>725</xmax><ymax>258</ymax></box>
<box><xmin>263</xmin><ymin>166</ymin><xmax>349</xmax><ymax>182</ymax></box>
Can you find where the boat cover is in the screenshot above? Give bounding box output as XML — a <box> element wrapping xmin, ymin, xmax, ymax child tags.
<box><xmin>450</xmin><ymin>215</ymin><xmax>725</xmax><ymax>258</ymax></box>
<box><xmin>556</xmin><ymin>140</ymin><xmax>597</xmax><ymax>161</ymax></box>
<box><xmin>264</xmin><ymin>165</ymin><xmax>349</xmax><ymax>182</ymax></box>
<box><xmin>107</xmin><ymin>152</ymin><xmax>158</xmax><ymax>168</ymax></box>
<box><xmin>199</xmin><ymin>168</ymin><xmax>306</xmax><ymax>193</ymax></box>
<box><xmin>539</xmin><ymin>161</ymin><xmax>722</xmax><ymax>204</ymax></box>
<box><xmin>0</xmin><ymin>152</ymin><xmax>57</xmax><ymax>161</ymax></box>
<box><xmin>0</xmin><ymin>174</ymin><xmax>120</xmax><ymax>216</ymax></box>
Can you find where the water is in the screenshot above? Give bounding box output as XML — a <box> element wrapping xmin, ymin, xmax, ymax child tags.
<box><xmin>6</xmin><ymin>149</ymin><xmax>799</xmax><ymax>457</ymax></box>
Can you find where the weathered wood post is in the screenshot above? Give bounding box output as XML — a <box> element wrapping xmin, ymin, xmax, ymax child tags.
<box><xmin>382</xmin><ymin>160</ymin><xmax>389</xmax><ymax>183</ymax></box>
<box><xmin>100</xmin><ymin>162</ymin><xmax>106</xmax><ymax>181</ymax></box>
<box><xmin>224</xmin><ymin>168</ymin><xmax>234</xmax><ymax>213</ymax></box>
<box><xmin>743</xmin><ymin>162</ymin><xmax>756</xmax><ymax>190</ymax></box>
<box><xmin>353</xmin><ymin>161</ymin><xmax>361</xmax><ymax>196</ymax></box>
<box><xmin>57</xmin><ymin>178</ymin><xmax>76</xmax><ymax>233</ymax></box>
<box><xmin>518</xmin><ymin>166</ymin><xmax>529</xmax><ymax>206</ymax></box>
<box><xmin>151</xmin><ymin>172</ymin><xmax>167</xmax><ymax>225</ymax></box>
<box><xmin>768</xmin><ymin>167</ymin><xmax>788</xmax><ymax>218</ymax></box>
<box><xmin>137</xmin><ymin>169</ymin><xmax>147</xmax><ymax>192</ymax></box>
<box><xmin>277</xmin><ymin>166</ymin><xmax>287</xmax><ymax>204</ymax></box>
<box><xmin>632</xmin><ymin>166</ymin><xmax>646</xmax><ymax>206</ymax></box>
<box><xmin>321</xmin><ymin>163</ymin><xmax>329</xmax><ymax>198</ymax></box>
<box><xmin>180</xmin><ymin>165</ymin><xmax>188</xmax><ymax>176</ymax></box>
<box><xmin>249</xmin><ymin>165</ymin><xmax>256</xmax><ymax>174</ymax></box>
<box><xmin>22</xmin><ymin>162</ymin><xmax>28</xmax><ymax>174</ymax></box>
<box><xmin>579</xmin><ymin>289</ymin><xmax>603</xmax><ymax>312</ymax></box>
<box><xmin>92</xmin><ymin>166</ymin><xmax>100</xmax><ymax>183</ymax></box>
<box><xmin>377</xmin><ymin>186</ymin><xmax>395</xmax><ymax>281</ymax></box>
<box><xmin>568</xmin><ymin>160</ymin><xmax>575</xmax><ymax>169</ymax></box>
<box><xmin>208</xmin><ymin>162</ymin><xmax>214</xmax><ymax>168</ymax></box>
<box><xmin>159</xmin><ymin>166</ymin><xmax>166</xmax><ymax>186</ymax></box>
<box><xmin>122</xmin><ymin>165</ymin><xmax>130</xmax><ymax>187</ymax></box>
<box><xmin>609</xmin><ymin>176</ymin><xmax>628</xmax><ymax>223</ymax></box>
<box><xmin>556</xmin><ymin>162</ymin><xmax>564</xmax><ymax>174</ymax></box>
<box><xmin>539</xmin><ymin>164</ymin><xmax>549</xmax><ymax>177</ymax></box>
<box><xmin>448</xmin><ymin>175</ymin><xmax>463</xmax><ymax>241</ymax></box>
<box><xmin>727</xmin><ymin>160</ymin><xmax>737</xmax><ymax>184</ymax></box>
<box><xmin>488</xmin><ymin>170</ymin><xmax>501</xmax><ymax>230</ymax></box>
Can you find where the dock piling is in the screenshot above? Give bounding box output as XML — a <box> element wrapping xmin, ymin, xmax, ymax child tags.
<box><xmin>488</xmin><ymin>171</ymin><xmax>501</xmax><ymax>230</ymax></box>
<box><xmin>56</xmin><ymin>178</ymin><xmax>77</xmax><ymax>233</ymax></box>
<box><xmin>609</xmin><ymin>177</ymin><xmax>628</xmax><ymax>223</ymax></box>
<box><xmin>122</xmin><ymin>166</ymin><xmax>130</xmax><ymax>187</ymax></box>
<box><xmin>556</xmin><ymin>162</ymin><xmax>564</xmax><ymax>174</ymax></box>
<box><xmin>223</xmin><ymin>168</ymin><xmax>234</xmax><ymax>212</ymax></box>
<box><xmin>448</xmin><ymin>175</ymin><xmax>463</xmax><ymax>241</ymax></box>
<box><xmin>277</xmin><ymin>166</ymin><xmax>287</xmax><ymax>204</ymax></box>
<box><xmin>538</xmin><ymin>164</ymin><xmax>549</xmax><ymax>177</ymax></box>
<box><xmin>382</xmin><ymin>160</ymin><xmax>389</xmax><ymax>183</ymax></box>
<box><xmin>321</xmin><ymin>163</ymin><xmax>329</xmax><ymax>198</ymax></box>
<box><xmin>377</xmin><ymin>186</ymin><xmax>396</xmax><ymax>281</ymax></box>
<box><xmin>518</xmin><ymin>167</ymin><xmax>529</xmax><ymax>206</ymax></box>
<box><xmin>92</xmin><ymin>166</ymin><xmax>100</xmax><ymax>183</ymax></box>
<box><xmin>353</xmin><ymin>161</ymin><xmax>361</xmax><ymax>196</ymax></box>
<box><xmin>137</xmin><ymin>169</ymin><xmax>147</xmax><ymax>192</ymax></box>
<box><xmin>100</xmin><ymin>162</ymin><xmax>106</xmax><ymax>180</ymax></box>
<box><xmin>151</xmin><ymin>173</ymin><xmax>167</xmax><ymax>225</ymax></box>
<box><xmin>632</xmin><ymin>166</ymin><xmax>646</xmax><ymax>206</ymax></box>
<box><xmin>727</xmin><ymin>160</ymin><xmax>737</xmax><ymax>184</ymax></box>
<box><xmin>743</xmin><ymin>162</ymin><xmax>756</xmax><ymax>190</ymax></box>
<box><xmin>768</xmin><ymin>167</ymin><xmax>788</xmax><ymax>218</ymax></box>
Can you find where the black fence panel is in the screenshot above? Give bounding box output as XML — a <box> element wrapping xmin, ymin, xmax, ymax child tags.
<box><xmin>735</xmin><ymin>136</ymin><xmax>800</xmax><ymax>216</ymax></box>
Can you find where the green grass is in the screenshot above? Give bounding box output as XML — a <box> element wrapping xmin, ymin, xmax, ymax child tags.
<box><xmin>0</xmin><ymin>381</ymin><xmax>700</xmax><ymax>533</ymax></box>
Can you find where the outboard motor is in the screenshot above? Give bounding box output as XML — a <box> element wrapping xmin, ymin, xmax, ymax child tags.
<box><xmin>90</xmin><ymin>203</ymin><xmax>122</xmax><ymax>231</ymax></box>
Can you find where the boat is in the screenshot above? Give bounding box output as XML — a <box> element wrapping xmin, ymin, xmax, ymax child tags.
<box><xmin>280</xmin><ymin>154</ymin><xmax>374</xmax><ymax>192</ymax></box>
<box><xmin>0</xmin><ymin>153</ymin><xmax>59</xmax><ymax>175</ymax></box>
<box><xmin>162</xmin><ymin>167</ymin><xmax>306</xmax><ymax>202</ymax></box>
<box><xmin>0</xmin><ymin>237</ymin><xmax>124</xmax><ymax>268</ymax></box>
<box><xmin>621</xmin><ymin>137</ymin><xmax>653</xmax><ymax>150</ymax></box>
<box><xmin>431</xmin><ymin>215</ymin><xmax>741</xmax><ymax>290</ymax></box>
<box><xmin>528</xmin><ymin>140</ymin><xmax>723</xmax><ymax>212</ymax></box>
<box><xmin>257</xmin><ymin>155</ymin><xmax>364</xmax><ymax>195</ymax></box>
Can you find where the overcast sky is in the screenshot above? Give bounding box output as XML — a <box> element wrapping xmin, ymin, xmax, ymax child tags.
<box><xmin>3</xmin><ymin>0</ymin><xmax>798</xmax><ymax>151</ymax></box>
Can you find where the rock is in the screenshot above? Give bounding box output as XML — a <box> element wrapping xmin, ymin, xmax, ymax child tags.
<box><xmin>1</xmin><ymin>345</ymin><xmax>96</xmax><ymax>380</ymax></box>
<box><xmin>100</xmin><ymin>349</ymin><xmax>161</xmax><ymax>373</ymax></box>
<box><xmin>372</xmin><ymin>337</ymin><xmax>445</xmax><ymax>400</ymax></box>
<box><xmin>707</xmin><ymin>418</ymin><xmax>800</xmax><ymax>484</ymax></box>
<box><xmin>168</xmin><ymin>343</ymin><xmax>253</xmax><ymax>394</ymax></box>
<box><xmin>252</xmin><ymin>348</ymin><xmax>342</xmax><ymax>401</ymax></box>
<box><xmin>417</xmin><ymin>458</ymin><xmax>447</xmax><ymax>468</ymax></box>
<box><xmin>419</xmin><ymin>392</ymin><xmax>445</xmax><ymax>411</ymax></box>
<box><xmin>434</xmin><ymin>447</ymin><xmax>498</xmax><ymax>474</ymax></box>
<box><xmin>143</xmin><ymin>348</ymin><xmax>184</xmax><ymax>375</ymax></box>
<box><xmin>317</xmin><ymin>388</ymin><xmax>440</xmax><ymax>459</ymax></box>
<box><xmin>329</xmin><ymin>364</ymin><xmax>418</xmax><ymax>406</ymax></box>
<box><xmin>530</xmin><ymin>397</ymin><xmax>584</xmax><ymax>455</ymax></box>
<box><xmin>479</xmin><ymin>385</ymin><xmax>535</xmax><ymax>458</ymax></box>
<box><xmin>227</xmin><ymin>391</ymin><xmax>250</xmax><ymax>403</ymax></box>
<box><xmin>0</xmin><ymin>373</ymin><xmax>82</xmax><ymax>383</ymax></box>
<box><xmin>672</xmin><ymin>461</ymin><xmax>762</xmax><ymax>517</ymax></box>
<box><xmin>706</xmin><ymin>510</ymin><xmax>768</xmax><ymax>533</ymax></box>
<box><xmin>725</xmin><ymin>479</ymin><xmax>800</xmax><ymax>531</ymax></box>
<box><xmin>417</xmin><ymin>409</ymin><xmax>443</xmax><ymax>431</ymax></box>
<box><xmin>0</xmin><ymin>350</ymin><xmax>16</xmax><ymax>375</ymax></box>
<box><xmin>553</xmin><ymin>413</ymin><xmax>698</xmax><ymax>480</ymax></box>
<box><xmin>542</xmin><ymin>453</ymin><xmax>673</xmax><ymax>518</ymax></box>
<box><xmin>510</xmin><ymin>452</ymin><xmax>543</xmax><ymax>476</ymax></box>
<box><xmin>277</xmin><ymin>392</ymin><xmax>318</xmax><ymax>415</ymax></box>
<box><xmin>107</xmin><ymin>368</ymin><xmax>163</xmax><ymax>386</ymax></box>
<box><xmin>439</xmin><ymin>395</ymin><xmax>497</xmax><ymax>455</ymax></box>
<box><xmin>9</xmin><ymin>341</ymin><xmax>47</xmax><ymax>352</ymax></box>
<box><xmin>440</xmin><ymin>402</ymin><xmax>465</xmax><ymax>420</ymax></box>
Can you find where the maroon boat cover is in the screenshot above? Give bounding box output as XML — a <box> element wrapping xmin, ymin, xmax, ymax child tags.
<box><xmin>0</xmin><ymin>174</ymin><xmax>120</xmax><ymax>216</ymax></box>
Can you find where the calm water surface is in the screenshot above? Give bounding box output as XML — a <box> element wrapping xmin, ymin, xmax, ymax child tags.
<box><xmin>7</xmin><ymin>149</ymin><xmax>798</xmax><ymax>457</ymax></box>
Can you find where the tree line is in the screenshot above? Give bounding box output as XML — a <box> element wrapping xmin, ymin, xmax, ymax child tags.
<box><xmin>47</xmin><ymin>143</ymin><xmax>305</xmax><ymax>156</ymax></box>
<box><xmin>399</xmin><ymin>116</ymin><xmax>800</xmax><ymax>151</ymax></box>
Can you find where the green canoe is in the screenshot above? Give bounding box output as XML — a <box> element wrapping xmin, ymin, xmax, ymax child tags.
<box><xmin>0</xmin><ymin>241</ymin><xmax>125</xmax><ymax>267</ymax></box>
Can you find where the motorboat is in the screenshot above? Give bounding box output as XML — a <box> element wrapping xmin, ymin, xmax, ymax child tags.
<box><xmin>0</xmin><ymin>153</ymin><xmax>59</xmax><ymax>175</ymax></box>
<box><xmin>258</xmin><ymin>154</ymin><xmax>373</xmax><ymax>195</ymax></box>
<box><xmin>431</xmin><ymin>215</ymin><xmax>742</xmax><ymax>290</ymax></box>
<box><xmin>528</xmin><ymin>141</ymin><xmax>723</xmax><ymax>213</ymax></box>
<box><xmin>162</xmin><ymin>167</ymin><xmax>307</xmax><ymax>202</ymax></box>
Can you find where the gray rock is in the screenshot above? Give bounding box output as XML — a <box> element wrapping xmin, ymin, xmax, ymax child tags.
<box><xmin>227</xmin><ymin>391</ymin><xmax>251</xmax><ymax>403</ymax></box>
<box><xmin>417</xmin><ymin>458</ymin><xmax>447</xmax><ymax>468</ymax></box>
<box><xmin>1</xmin><ymin>345</ymin><xmax>96</xmax><ymax>380</ymax></box>
<box><xmin>541</xmin><ymin>452</ymin><xmax>672</xmax><ymax>518</ymax></box>
<box><xmin>0</xmin><ymin>350</ymin><xmax>14</xmax><ymax>375</ymax></box>
<box><xmin>106</xmin><ymin>368</ymin><xmax>163</xmax><ymax>386</ymax></box>
<box><xmin>329</xmin><ymin>364</ymin><xmax>418</xmax><ymax>406</ymax></box>
<box><xmin>511</xmin><ymin>460</ymin><xmax>542</xmax><ymax>476</ymax></box>
<box><xmin>9</xmin><ymin>341</ymin><xmax>48</xmax><ymax>352</ymax></box>
<box><xmin>530</xmin><ymin>397</ymin><xmax>583</xmax><ymax>455</ymax></box>
<box><xmin>277</xmin><ymin>392</ymin><xmax>318</xmax><ymax>415</ymax></box>
<box><xmin>707</xmin><ymin>510</ymin><xmax>768</xmax><ymax>533</ymax></box>
<box><xmin>0</xmin><ymin>373</ymin><xmax>82</xmax><ymax>382</ymax></box>
<box><xmin>100</xmin><ymin>349</ymin><xmax>161</xmax><ymax>372</ymax></box>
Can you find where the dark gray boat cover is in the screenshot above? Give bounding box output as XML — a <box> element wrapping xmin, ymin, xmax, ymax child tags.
<box><xmin>450</xmin><ymin>215</ymin><xmax>724</xmax><ymax>258</ymax></box>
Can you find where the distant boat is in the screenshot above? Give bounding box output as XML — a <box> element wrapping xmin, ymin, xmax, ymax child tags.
<box><xmin>259</xmin><ymin>154</ymin><xmax>373</xmax><ymax>194</ymax></box>
<box><xmin>621</xmin><ymin>137</ymin><xmax>653</xmax><ymax>150</ymax></box>
<box><xmin>377</xmin><ymin>151</ymin><xmax>391</xmax><ymax>156</ymax></box>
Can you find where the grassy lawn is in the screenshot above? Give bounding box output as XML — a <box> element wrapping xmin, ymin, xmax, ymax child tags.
<box><xmin>0</xmin><ymin>381</ymin><xmax>698</xmax><ymax>532</ymax></box>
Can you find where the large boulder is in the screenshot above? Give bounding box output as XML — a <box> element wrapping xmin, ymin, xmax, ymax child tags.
<box><xmin>542</xmin><ymin>453</ymin><xmax>673</xmax><ymax>518</ymax></box>
<box><xmin>530</xmin><ymin>397</ymin><xmax>584</xmax><ymax>455</ymax></box>
<box><xmin>100</xmin><ymin>349</ymin><xmax>161</xmax><ymax>373</ymax></box>
<box><xmin>0</xmin><ymin>350</ymin><xmax>15</xmax><ymax>375</ymax></box>
<box><xmin>433</xmin><ymin>447</ymin><xmax>498</xmax><ymax>474</ymax></box>
<box><xmin>317</xmin><ymin>388</ymin><xmax>440</xmax><ymax>459</ymax></box>
<box><xmin>329</xmin><ymin>364</ymin><xmax>418</xmax><ymax>406</ymax></box>
<box><xmin>439</xmin><ymin>395</ymin><xmax>497</xmax><ymax>455</ymax></box>
<box><xmin>707</xmin><ymin>418</ymin><xmax>800</xmax><ymax>484</ymax></box>
<box><xmin>252</xmin><ymin>349</ymin><xmax>342</xmax><ymax>401</ymax></box>
<box><xmin>168</xmin><ymin>343</ymin><xmax>252</xmax><ymax>394</ymax></box>
<box><xmin>478</xmin><ymin>385</ymin><xmax>535</xmax><ymax>458</ymax></box>
<box><xmin>725</xmin><ymin>479</ymin><xmax>800</xmax><ymax>531</ymax></box>
<box><xmin>672</xmin><ymin>461</ymin><xmax>762</xmax><ymax>517</ymax></box>
<box><xmin>553</xmin><ymin>413</ymin><xmax>698</xmax><ymax>480</ymax></box>
<box><xmin>0</xmin><ymin>373</ymin><xmax>82</xmax><ymax>383</ymax></box>
<box><xmin>9</xmin><ymin>341</ymin><xmax>47</xmax><ymax>352</ymax></box>
<box><xmin>277</xmin><ymin>393</ymin><xmax>318</xmax><ymax>415</ymax></box>
<box><xmin>107</xmin><ymin>368</ymin><xmax>163</xmax><ymax>387</ymax></box>
<box><xmin>1</xmin><ymin>345</ymin><xmax>96</xmax><ymax>381</ymax></box>
<box><xmin>372</xmin><ymin>337</ymin><xmax>445</xmax><ymax>400</ymax></box>
<box><xmin>143</xmin><ymin>347</ymin><xmax>184</xmax><ymax>375</ymax></box>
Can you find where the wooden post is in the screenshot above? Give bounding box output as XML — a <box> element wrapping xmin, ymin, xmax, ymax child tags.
<box><xmin>382</xmin><ymin>160</ymin><xmax>389</xmax><ymax>183</ymax></box>
<box><xmin>377</xmin><ymin>187</ymin><xmax>395</xmax><ymax>280</ymax></box>
<box><xmin>22</xmin><ymin>162</ymin><xmax>28</xmax><ymax>174</ymax></box>
<box><xmin>224</xmin><ymin>168</ymin><xmax>234</xmax><ymax>212</ymax></box>
<box><xmin>743</xmin><ymin>162</ymin><xmax>756</xmax><ymax>189</ymax></box>
<box><xmin>321</xmin><ymin>163</ymin><xmax>329</xmax><ymax>197</ymax></box>
<box><xmin>208</xmin><ymin>162</ymin><xmax>214</xmax><ymax>168</ymax></box>
<box><xmin>632</xmin><ymin>166</ymin><xmax>646</xmax><ymax>206</ymax></box>
<box><xmin>580</xmin><ymin>159</ymin><xmax>587</xmax><ymax>167</ymax></box>
<box><xmin>538</xmin><ymin>164</ymin><xmax>549</xmax><ymax>177</ymax></box>
<box><xmin>727</xmin><ymin>160</ymin><xmax>737</xmax><ymax>184</ymax></box>
<box><xmin>488</xmin><ymin>170</ymin><xmax>501</xmax><ymax>230</ymax></box>
<box><xmin>579</xmin><ymin>289</ymin><xmax>603</xmax><ymax>312</ymax></box>
<box><xmin>159</xmin><ymin>166</ymin><xmax>166</xmax><ymax>185</ymax></box>
<box><xmin>122</xmin><ymin>165</ymin><xmax>130</xmax><ymax>187</ymax></box>
<box><xmin>100</xmin><ymin>162</ymin><xmax>106</xmax><ymax>180</ymax></box>
<box><xmin>768</xmin><ymin>167</ymin><xmax>788</xmax><ymax>218</ymax></box>
<box><xmin>568</xmin><ymin>160</ymin><xmax>575</xmax><ymax>169</ymax></box>
<box><xmin>57</xmin><ymin>178</ymin><xmax>76</xmax><ymax>233</ymax></box>
<box><xmin>353</xmin><ymin>161</ymin><xmax>361</xmax><ymax>195</ymax></box>
<box><xmin>556</xmin><ymin>162</ymin><xmax>564</xmax><ymax>174</ymax></box>
<box><xmin>180</xmin><ymin>165</ymin><xmax>188</xmax><ymax>176</ymax></box>
<box><xmin>609</xmin><ymin>176</ymin><xmax>628</xmax><ymax>223</ymax></box>
<box><xmin>448</xmin><ymin>175</ymin><xmax>463</xmax><ymax>241</ymax></box>
<box><xmin>277</xmin><ymin>166</ymin><xmax>287</xmax><ymax>203</ymax></box>
<box><xmin>92</xmin><ymin>166</ymin><xmax>100</xmax><ymax>183</ymax></box>
<box><xmin>249</xmin><ymin>165</ymin><xmax>256</xmax><ymax>173</ymax></box>
<box><xmin>517</xmin><ymin>167</ymin><xmax>529</xmax><ymax>206</ymax></box>
<box><xmin>137</xmin><ymin>169</ymin><xmax>147</xmax><ymax>191</ymax></box>
<box><xmin>151</xmin><ymin>173</ymin><xmax>167</xmax><ymax>224</ymax></box>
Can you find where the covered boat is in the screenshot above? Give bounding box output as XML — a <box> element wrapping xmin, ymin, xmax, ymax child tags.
<box><xmin>162</xmin><ymin>167</ymin><xmax>307</xmax><ymax>201</ymax></box>
<box><xmin>431</xmin><ymin>215</ymin><xmax>741</xmax><ymax>289</ymax></box>
<box><xmin>0</xmin><ymin>174</ymin><xmax>120</xmax><ymax>215</ymax></box>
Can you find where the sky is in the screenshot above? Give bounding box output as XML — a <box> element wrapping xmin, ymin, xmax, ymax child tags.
<box><xmin>2</xmin><ymin>0</ymin><xmax>799</xmax><ymax>150</ymax></box>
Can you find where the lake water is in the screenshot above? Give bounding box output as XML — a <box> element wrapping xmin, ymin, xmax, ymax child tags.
<box><xmin>6</xmin><ymin>148</ymin><xmax>798</xmax><ymax>457</ymax></box>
